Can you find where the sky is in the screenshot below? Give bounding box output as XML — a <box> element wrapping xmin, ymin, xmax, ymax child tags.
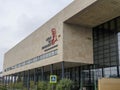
<box><xmin>0</xmin><ymin>0</ymin><xmax>73</xmax><ymax>72</ymax></box>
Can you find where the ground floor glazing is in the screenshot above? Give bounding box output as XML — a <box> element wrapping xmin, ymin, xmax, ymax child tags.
<box><xmin>3</xmin><ymin>62</ymin><xmax>120</xmax><ymax>90</ymax></box>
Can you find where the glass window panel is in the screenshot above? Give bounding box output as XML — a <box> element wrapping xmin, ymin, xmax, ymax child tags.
<box><xmin>34</xmin><ymin>57</ymin><xmax>37</xmax><ymax>62</ymax></box>
<box><xmin>104</xmin><ymin>45</ymin><xmax>109</xmax><ymax>49</ymax></box>
<box><xmin>96</xmin><ymin>68</ymin><xmax>102</xmax><ymax>79</ymax></box>
<box><xmin>94</xmin><ymin>55</ymin><xmax>98</xmax><ymax>60</ymax></box>
<box><xmin>99</xmin><ymin>39</ymin><xmax>103</xmax><ymax>42</ymax></box>
<box><xmin>110</xmin><ymin>52</ymin><xmax>117</xmax><ymax>56</ymax></box>
<box><xmin>110</xmin><ymin>67</ymin><xmax>117</xmax><ymax>77</ymax></box>
<box><xmin>99</xmin><ymin>54</ymin><xmax>103</xmax><ymax>59</ymax></box>
<box><xmin>94</xmin><ymin>44</ymin><xmax>98</xmax><ymax>48</ymax></box>
<box><xmin>110</xmin><ymin>47</ymin><xmax>117</xmax><ymax>52</ymax></box>
<box><xmin>111</xmin><ymin>61</ymin><xmax>117</xmax><ymax>66</ymax></box>
<box><xmin>104</xmin><ymin>62</ymin><xmax>110</xmax><ymax>67</ymax></box>
<box><xmin>104</xmin><ymin>57</ymin><xmax>110</xmax><ymax>62</ymax></box>
<box><xmin>46</xmin><ymin>53</ymin><xmax>49</xmax><ymax>58</ymax></box>
<box><xmin>104</xmin><ymin>53</ymin><xmax>109</xmax><ymax>58</ymax></box>
<box><xmin>48</xmin><ymin>52</ymin><xmax>52</xmax><ymax>57</ymax></box>
<box><xmin>104</xmin><ymin>36</ymin><xmax>109</xmax><ymax>40</ymax></box>
<box><xmin>118</xmin><ymin>41</ymin><xmax>120</xmax><ymax>47</ymax></box>
<box><xmin>51</xmin><ymin>51</ymin><xmax>55</xmax><ymax>56</ymax></box>
<box><xmin>94</xmin><ymin>60</ymin><xmax>98</xmax><ymax>64</ymax></box>
<box><xmin>98</xmin><ymin>51</ymin><xmax>103</xmax><ymax>54</ymax></box>
<box><xmin>118</xmin><ymin>36</ymin><xmax>120</xmax><ymax>41</ymax></box>
<box><xmin>118</xmin><ymin>32</ymin><xmax>120</xmax><ymax>36</ymax></box>
<box><xmin>42</xmin><ymin>54</ymin><xmax>45</xmax><ymax>59</ymax></box>
<box><xmin>37</xmin><ymin>56</ymin><xmax>40</xmax><ymax>61</ymax></box>
<box><xmin>99</xmin><ymin>59</ymin><xmax>103</xmax><ymax>65</ymax></box>
<box><xmin>110</xmin><ymin>39</ymin><xmax>116</xmax><ymax>43</ymax></box>
<box><xmin>40</xmin><ymin>55</ymin><xmax>43</xmax><ymax>60</ymax></box>
<box><xmin>110</xmin><ymin>43</ymin><xmax>116</xmax><ymax>48</ymax></box>
<box><xmin>111</xmin><ymin>56</ymin><xmax>117</xmax><ymax>62</ymax></box>
<box><xmin>55</xmin><ymin>50</ymin><xmax>58</xmax><ymax>55</ymax></box>
<box><xmin>30</xmin><ymin>59</ymin><xmax>33</xmax><ymax>63</ymax></box>
<box><xmin>98</xmin><ymin>47</ymin><xmax>103</xmax><ymax>51</ymax></box>
<box><xmin>104</xmin><ymin>49</ymin><xmax>109</xmax><ymax>53</ymax></box>
<box><xmin>104</xmin><ymin>40</ymin><xmax>109</xmax><ymax>44</ymax></box>
<box><xmin>104</xmin><ymin>67</ymin><xmax>111</xmax><ymax>78</ymax></box>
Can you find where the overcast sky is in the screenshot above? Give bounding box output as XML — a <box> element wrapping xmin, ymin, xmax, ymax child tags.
<box><xmin>0</xmin><ymin>0</ymin><xmax>73</xmax><ymax>72</ymax></box>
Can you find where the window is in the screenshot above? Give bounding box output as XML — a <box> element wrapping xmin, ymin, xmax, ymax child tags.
<box><xmin>111</xmin><ymin>56</ymin><xmax>117</xmax><ymax>62</ymax></box>
<box><xmin>5</xmin><ymin>49</ymin><xmax>58</xmax><ymax>71</ymax></box>
<box><xmin>104</xmin><ymin>67</ymin><xmax>111</xmax><ymax>78</ymax></box>
<box><xmin>38</xmin><ymin>56</ymin><xmax>42</xmax><ymax>61</ymax></box>
<box><xmin>54</xmin><ymin>49</ymin><xmax>58</xmax><ymax>55</ymax></box>
<box><xmin>93</xmin><ymin>20</ymin><xmax>118</xmax><ymax>68</ymax></box>
<box><xmin>42</xmin><ymin>54</ymin><xmax>45</xmax><ymax>59</ymax></box>
<box><xmin>51</xmin><ymin>51</ymin><xmax>55</xmax><ymax>56</ymax></box>
<box><xmin>46</xmin><ymin>53</ymin><xmax>49</xmax><ymax>58</ymax></box>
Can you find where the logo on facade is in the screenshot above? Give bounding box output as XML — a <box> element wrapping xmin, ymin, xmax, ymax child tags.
<box><xmin>51</xmin><ymin>28</ymin><xmax>57</xmax><ymax>45</ymax></box>
<box><xmin>42</xmin><ymin>28</ymin><xmax>58</xmax><ymax>50</ymax></box>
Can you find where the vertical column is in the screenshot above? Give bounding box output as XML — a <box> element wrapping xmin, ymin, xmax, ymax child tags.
<box><xmin>8</xmin><ymin>75</ymin><xmax>10</xmax><ymax>85</ymax></box>
<box><xmin>50</xmin><ymin>64</ymin><xmax>54</xmax><ymax>90</ymax></box>
<box><xmin>27</xmin><ymin>70</ymin><xmax>30</xmax><ymax>90</ymax></box>
<box><xmin>13</xmin><ymin>74</ymin><xmax>15</xmax><ymax>90</ymax></box>
<box><xmin>11</xmin><ymin>75</ymin><xmax>13</xmax><ymax>84</ymax></box>
<box><xmin>24</xmin><ymin>71</ymin><xmax>27</xmax><ymax>88</ymax></box>
<box><xmin>3</xmin><ymin>76</ymin><xmax>5</xmax><ymax>86</ymax></box>
<box><xmin>23</xmin><ymin>71</ymin><xmax>25</xmax><ymax>87</ymax></box>
<box><xmin>61</xmin><ymin>61</ymin><xmax>65</xmax><ymax>79</ymax></box>
<box><xmin>80</xmin><ymin>66</ymin><xmax>83</xmax><ymax>90</ymax></box>
<box><xmin>6</xmin><ymin>75</ymin><xmax>8</xmax><ymax>84</ymax></box>
<box><xmin>16</xmin><ymin>73</ymin><xmax>19</xmax><ymax>83</ymax></box>
<box><xmin>23</xmin><ymin>72</ymin><xmax>24</xmax><ymax>86</ymax></box>
<box><xmin>78</xmin><ymin>67</ymin><xmax>80</xmax><ymax>88</ymax></box>
<box><xmin>6</xmin><ymin>76</ymin><xmax>8</xmax><ymax>85</ymax></box>
<box><xmin>36</xmin><ymin>69</ymin><xmax>38</xmax><ymax>82</ymax></box>
<box><xmin>11</xmin><ymin>75</ymin><xmax>13</xmax><ymax>90</ymax></box>
<box><xmin>50</xmin><ymin>64</ymin><xmax>53</xmax><ymax>75</ymax></box>
<box><xmin>41</xmin><ymin>67</ymin><xmax>44</xmax><ymax>81</ymax></box>
<box><xmin>34</xmin><ymin>68</ymin><xmax>37</xmax><ymax>85</ymax></box>
<box><xmin>3</xmin><ymin>76</ymin><xmax>6</xmax><ymax>86</ymax></box>
<box><xmin>15</xmin><ymin>74</ymin><xmax>17</xmax><ymax>83</ymax></box>
<box><xmin>102</xmin><ymin>67</ymin><xmax>104</xmax><ymax>77</ymax></box>
<box><xmin>2</xmin><ymin>76</ymin><xmax>4</xmax><ymax>86</ymax></box>
<box><xmin>6</xmin><ymin>75</ymin><xmax>8</xmax><ymax>85</ymax></box>
<box><xmin>88</xmin><ymin>65</ymin><xmax>91</xmax><ymax>85</ymax></box>
<box><xmin>93</xmin><ymin>65</ymin><xmax>97</xmax><ymax>90</ymax></box>
<box><xmin>5</xmin><ymin>76</ymin><xmax>7</xmax><ymax>86</ymax></box>
<box><xmin>14</xmin><ymin>74</ymin><xmax>16</xmax><ymax>84</ymax></box>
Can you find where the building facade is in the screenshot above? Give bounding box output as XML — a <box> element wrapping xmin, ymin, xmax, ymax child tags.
<box><xmin>3</xmin><ymin>0</ymin><xmax>120</xmax><ymax>90</ymax></box>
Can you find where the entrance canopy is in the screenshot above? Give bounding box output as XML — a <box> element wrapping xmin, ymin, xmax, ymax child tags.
<box><xmin>65</xmin><ymin>0</ymin><xmax>120</xmax><ymax>28</ymax></box>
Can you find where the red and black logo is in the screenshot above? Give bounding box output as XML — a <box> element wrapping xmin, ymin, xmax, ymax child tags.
<box><xmin>42</xmin><ymin>28</ymin><xmax>58</xmax><ymax>51</ymax></box>
<box><xmin>51</xmin><ymin>28</ymin><xmax>57</xmax><ymax>45</ymax></box>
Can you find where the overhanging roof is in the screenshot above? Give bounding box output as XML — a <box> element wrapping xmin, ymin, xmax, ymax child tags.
<box><xmin>65</xmin><ymin>0</ymin><xmax>120</xmax><ymax>27</ymax></box>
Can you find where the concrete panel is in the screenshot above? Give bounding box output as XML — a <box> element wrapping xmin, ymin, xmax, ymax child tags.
<box><xmin>63</xmin><ymin>23</ymin><xmax>93</xmax><ymax>64</ymax></box>
<box><xmin>3</xmin><ymin>15</ymin><xmax>64</xmax><ymax>75</ymax></box>
<box><xmin>66</xmin><ymin>0</ymin><xmax>120</xmax><ymax>27</ymax></box>
<box><xmin>98</xmin><ymin>78</ymin><xmax>120</xmax><ymax>90</ymax></box>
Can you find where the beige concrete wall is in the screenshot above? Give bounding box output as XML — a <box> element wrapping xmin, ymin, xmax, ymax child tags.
<box><xmin>3</xmin><ymin>0</ymin><xmax>97</xmax><ymax>75</ymax></box>
<box><xmin>61</xmin><ymin>0</ymin><xmax>97</xmax><ymax>21</ymax></box>
<box><xmin>3</xmin><ymin>16</ymin><xmax>64</xmax><ymax>75</ymax></box>
<box><xmin>98</xmin><ymin>78</ymin><xmax>120</xmax><ymax>90</ymax></box>
<box><xmin>63</xmin><ymin>23</ymin><xmax>93</xmax><ymax>64</ymax></box>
